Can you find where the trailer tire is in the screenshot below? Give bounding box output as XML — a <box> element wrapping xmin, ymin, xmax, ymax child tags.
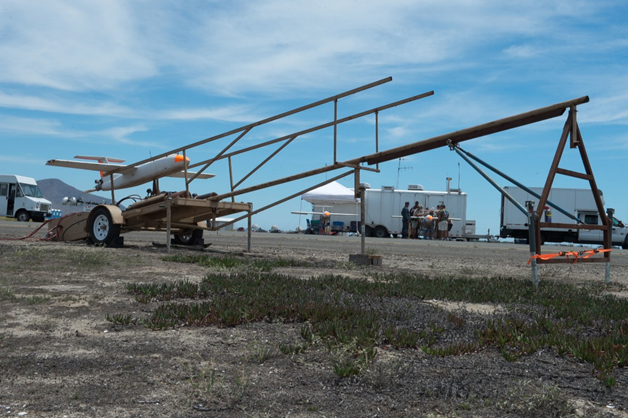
<box><xmin>87</xmin><ymin>207</ymin><xmax>120</xmax><ymax>246</ymax></box>
<box><xmin>16</xmin><ymin>210</ymin><xmax>30</xmax><ymax>222</ymax></box>
<box><xmin>374</xmin><ymin>226</ymin><xmax>389</xmax><ymax>238</ymax></box>
<box><xmin>623</xmin><ymin>236</ymin><xmax>628</xmax><ymax>250</ymax></box>
<box><xmin>173</xmin><ymin>229</ymin><xmax>203</xmax><ymax>246</ymax></box>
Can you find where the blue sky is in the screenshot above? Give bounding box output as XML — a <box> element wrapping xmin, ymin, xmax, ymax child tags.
<box><xmin>1</xmin><ymin>1</ymin><xmax>627</xmax><ymax>233</ymax></box>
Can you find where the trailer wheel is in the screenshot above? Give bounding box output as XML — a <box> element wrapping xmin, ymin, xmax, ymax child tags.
<box><xmin>374</xmin><ymin>226</ymin><xmax>389</xmax><ymax>238</ymax></box>
<box><xmin>88</xmin><ymin>207</ymin><xmax>120</xmax><ymax>246</ymax></box>
<box><xmin>16</xmin><ymin>210</ymin><xmax>30</xmax><ymax>222</ymax></box>
<box><xmin>623</xmin><ymin>236</ymin><xmax>628</xmax><ymax>250</ymax></box>
<box><xmin>173</xmin><ymin>229</ymin><xmax>203</xmax><ymax>245</ymax></box>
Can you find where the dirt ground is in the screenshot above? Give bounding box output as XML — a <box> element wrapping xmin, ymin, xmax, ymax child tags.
<box><xmin>1</xmin><ymin>225</ymin><xmax>628</xmax><ymax>417</ymax></box>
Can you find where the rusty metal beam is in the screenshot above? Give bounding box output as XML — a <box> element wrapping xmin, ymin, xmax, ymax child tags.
<box><xmin>188</xmin><ymin>127</ymin><xmax>252</xmax><ymax>182</ymax></box>
<box><xmin>188</xmin><ymin>90</ymin><xmax>435</xmax><ymax>167</ymax></box>
<box><xmin>124</xmin><ymin>77</ymin><xmax>394</xmax><ymax>170</ymax></box>
<box><xmin>353</xmin><ymin>96</ymin><xmax>590</xmax><ymax>166</ymax></box>
<box><xmin>538</xmin><ymin>222</ymin><xmax>608</xmax><ymax>230</ymax></box>
<box><xmin>233</xmin><ymin>135</ymin><xmax>297</xmax><ymax>189</ymax></box>
<box><xmin>537</xmin><ymin>258</ymin><xmax>608</xmax><ymax>264</ymax></box>
<box><xmin>217</xmin><ymin>170</ymin><xmax>354</xmax><ymax>229</ymax></box>
<box><xmin>555</xmin><ymin>167</ymin><xmax>592</xmax><ymax>180</ymax></box>
<box><xmin>210</xmin><ymin>163</ymin><xmax>343</xmax><ymax>202</ymax></box>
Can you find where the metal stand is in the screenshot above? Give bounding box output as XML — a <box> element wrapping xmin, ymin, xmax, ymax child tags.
<box><xmin>360</xmin><ymin>185</ymin><xmax>366</xmax><ymax>255</ymax></box>
<box><xmin>606</xmin><ymin>208</ymin><xmax>614</xmax><ymax>283</ymax></box>
<box><xmin>247</xmin><ymin>202</ymin><xmax>252</xmax><ymax>253</ymax></box>
<box><xmin>166</xmin><ymin>196</ymin><xmax>172</xmax><ymax>253</ymax></box>
<box><xmin>449</xmin><ymin>102</ymin><xmax>611</xmax><ymax>284</ymax></box>
<box><xmin>526</xmin><ymin>201</ymin><xmax>539</xmax><ymax>288</ymax></box>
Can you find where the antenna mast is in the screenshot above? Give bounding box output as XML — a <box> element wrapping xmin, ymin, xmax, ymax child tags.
<box><xmin>396</xmin><ymin>158</ymin><xmax>413</xmax><ymax>189</ymax></box>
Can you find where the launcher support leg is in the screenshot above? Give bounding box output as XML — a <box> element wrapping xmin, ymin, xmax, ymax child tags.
<box><xmin>166</xmin><ymin>197</ymin><xmax>172</xmax><ymax>254</ymax></box>
<box><xmin>247</xmin><ymin>202</ymin><xmax>252</xmax><ymax>253</ymax></box>
<box><xmin>606</xmin><ymin>208</ymin><xmax>614</xmax><ymax>283</ymax></box>
<box><xmin>360</xmin><ymin>186</ymin><xmax>366</xmax><ymax>255</ymax></box>
<box><xmin>526</xmin><ymin>201</ymin><xmax>539</xmax><ymax>289</ymax></box>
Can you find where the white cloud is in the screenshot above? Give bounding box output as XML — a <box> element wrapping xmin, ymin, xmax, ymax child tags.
<box><xmin>160</xmin><ymin>105</ymin><xmax>261</xmax><ymax>123</ymax></box>
<box><xmin>0</xmin><ymin>154</ymin><xmax>47</xmax><ymax>165</ymax></box>
<box><xmin>0</xmin><ymin>0</ymin><xmax>619</xmax><ymax>98</ymax></box>
<box><xmin>0</xmin><ymin>91</ymin><xmax>130</xmax><ymax>116</ymax></box>
<box><xmin>502</xmin><ymin>44</ymin><xmax>542</xmax><ymax>59</ymax></box>
<box><xmin>0</xmin><ymin>1</ymin><xmax>156</xmax><ymax>90</ymax></box>
<box><xmin>0</xmin><ymin>115</ymin><xmax>68</xmax><ymax>136</ymax></box>
<box><xmin>0</xmin><ymin>114</ymin><xmax>161</xmax><ymax>148</ymax></box>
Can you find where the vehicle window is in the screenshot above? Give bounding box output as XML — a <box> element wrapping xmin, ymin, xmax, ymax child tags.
<box><xmin>19</xmin><ymin>184</ymin><xmax>43</xmax><ymax>198</ymax></box>
<box><xmin>0</xmin><ymin>183</ymin><xmax>6</xmax><ymax>196</ymax></box>
<box><xmin>583</xmin><ymin>214</ymin><xmax>598</xmax><ymax>225</ymax></box>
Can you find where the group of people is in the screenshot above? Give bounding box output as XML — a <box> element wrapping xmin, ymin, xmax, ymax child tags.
<box><xmin>401</xmin><ymin>201</ymin><xmax>452</xmax><ymax>240</ymax></box>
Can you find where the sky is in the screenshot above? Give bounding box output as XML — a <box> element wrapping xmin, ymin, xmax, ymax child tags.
<box><xmin>1</xmin><ymin>0</ymin><xmax>627</xmax><ymax>234</ymax></box>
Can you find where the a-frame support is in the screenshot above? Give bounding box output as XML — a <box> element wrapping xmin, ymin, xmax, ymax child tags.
<box><xmin>532</xmin><ymin>107</ymin><xmax>611</xmax><ymax>268</ymax></box>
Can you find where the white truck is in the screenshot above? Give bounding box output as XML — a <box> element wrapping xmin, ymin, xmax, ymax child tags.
<box><xmin>312</xmin><ymin>184</ymin><xmax>471</xmax><ymax>238</ymax></box>
<box><xmin>0</xmin><ymin>175</ymin><xmax>52</xmax><ymax>222</ymax></box>
<box><xmin>499</xmin><ymin>186</ymin><xmax>628</xmax><ymax>248</ymax></box>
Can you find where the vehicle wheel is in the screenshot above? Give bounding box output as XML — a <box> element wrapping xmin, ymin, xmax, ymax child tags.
<box><xmin>623</xmin><ymin>236</ymin><xmax>628</xmax><ymax>250</ymax></box>
<box><xmin>16</xmin><ymin>210</ymin><xmax>30</xmax><ymax>222</ymax></box>
<box><xmin>88</xmin><ymin>207</ymin><xmax>120</xmax><ymax>246</ymax></box>
<box><xmin>364</xmin><ymin>225</ymin><xmax>374</xmax><ymax>237</ymax></box>
<box><xmin>374</xmin><ymin>226</ymin><xmax>389</xmax><ymax>238</ymax></box>
<box><xmin>173</xmin><ymin>229</ymin><xmax>203</xmax><ymax>245</ymax></box>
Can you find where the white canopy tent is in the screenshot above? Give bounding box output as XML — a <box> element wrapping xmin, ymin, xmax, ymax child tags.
<box><xmin>301</xmin><ymin>181</ymin><xmax>359</xmax><ymax>204</ymax></box>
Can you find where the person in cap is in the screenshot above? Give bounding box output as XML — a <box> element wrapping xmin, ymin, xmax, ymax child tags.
<box><xmin>401</xmin><ymin>202</ymin><xmax>411</xmax><ymax>238</ymax></box>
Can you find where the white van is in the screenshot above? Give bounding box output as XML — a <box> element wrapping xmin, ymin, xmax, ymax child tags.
<box><xmin>0</xmin><ymin>175</ymin><xmax>52</xmax><ymax>222</ymax></box>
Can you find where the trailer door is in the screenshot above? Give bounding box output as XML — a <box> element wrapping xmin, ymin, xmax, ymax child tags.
<box><xmin>0</xmin><ymin>183</ymin><xmax>8</xmax><ymax>216</ymax></box>
<box><xmin>6</xmin><ymin>183</ymin><xmax>17</xmax><ymax>216</ymax></box>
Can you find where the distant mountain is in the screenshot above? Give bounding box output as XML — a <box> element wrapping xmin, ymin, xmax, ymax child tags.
<box><xmin>37</xmin><ymin>178</ymin><xmax>114</xmax><ymax>213</ymax></box>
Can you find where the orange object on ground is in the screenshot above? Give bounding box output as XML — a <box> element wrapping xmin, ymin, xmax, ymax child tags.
<box><xmin>527</xmin><ymin>248</ymin><xmax>611</xmax><ymax>264</ymax></box>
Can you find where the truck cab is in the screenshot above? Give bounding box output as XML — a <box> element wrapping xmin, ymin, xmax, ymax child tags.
<box><xmin>577</xmin><ymin>210</ymin><xmax>628</xmax><ymax>246</ymax></box>
<box><xmin>0</xmin><ymin>175</ymin><xmax>52</xmax><ymax>222</ymax></box>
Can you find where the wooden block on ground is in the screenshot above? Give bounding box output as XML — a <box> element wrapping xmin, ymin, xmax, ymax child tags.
<box><xmin>349</xmin><ymin>254</ymin><xmax>382</xmax><ymax>266</ymax></box>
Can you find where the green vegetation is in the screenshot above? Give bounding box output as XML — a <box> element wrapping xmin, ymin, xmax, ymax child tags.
<box><xmin>112</xmin><ymin>269</ymin><xmax>628</xmax><ymax>385</ymax></box>
<box><xmin>185</xmin><ymin>354</ymin><xmax>248</xmax><ymax>409</ymax></box>
<box><xmin>161</xmin><ymin>254</ymin><xmax>310</xmax><ymax>272</ymax></box>
<box><xmin>0</xmin><ymin>286</ymin><xmax>15</xmax><ymax>301</ymax></box>
<box><xmin>3</xmin><ymin>245</ymin><xmax>140</xmax><ymax>274</ymax></box>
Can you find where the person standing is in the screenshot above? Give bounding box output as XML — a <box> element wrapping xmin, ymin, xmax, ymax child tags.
<box><xmin>423</xmin><ymin>209</ymin><xmax>434</xmax><ymax>240</ymax></box>
<box><xmin>437</xmin><ymin>204</ymin><xmax>450</xmax><ymax>241</ymax></box>
<box><xmin>409</xmin><ymin>201</ymin><xmax>420</xmax><ymax>239</ymax></box>
<box><xmin>415</xmin><ymin>204</ymin><xmax>424</xmax><ymax>238</ymax></box>
<box><xmin>401</xmin><ymin>202</ymin><xmax>411</xmax><ymax>238</ymax></box>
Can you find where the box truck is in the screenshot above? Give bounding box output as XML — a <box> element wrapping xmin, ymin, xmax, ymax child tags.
<box><xmin>310</xmin><ymin>184</ymin><xmax>470</xmax><ymax>238</ymax></box>
<box><xmin>499</xmin><ymin>186</ymin><xmax>628</xmax><ymax>248</ymax></box>
<box><xmin>0</xmin><ymin>175</ymin><xmax>52</xmax><ymax>222</ymax></box>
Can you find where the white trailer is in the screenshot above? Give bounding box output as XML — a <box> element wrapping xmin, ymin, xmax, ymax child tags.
<box><xmin>500</xmin><ymin>186</ymin><xmax>628</xmax><ymax>248</ymax></box>
<box><xmin>310</xmin><ymin>184</ymin><xmax>469</xmax><ymax>239</ymax></box>
<box><xmin>0</xmin><ymin>174</ymin><xmax>52</xmax><ymax>222</ymax></box>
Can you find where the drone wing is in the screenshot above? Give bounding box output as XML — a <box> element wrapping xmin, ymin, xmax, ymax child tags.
<box><xmin>45</xmin><ymin>159</ymin><xmax>132</xmax><ymax>175</ymax></box>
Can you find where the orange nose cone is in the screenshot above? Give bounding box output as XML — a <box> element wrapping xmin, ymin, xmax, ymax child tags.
<box><xmin>174</xmin><ymin>154</ymin><xmax>190</xmax><ymax>163</ymax></box>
